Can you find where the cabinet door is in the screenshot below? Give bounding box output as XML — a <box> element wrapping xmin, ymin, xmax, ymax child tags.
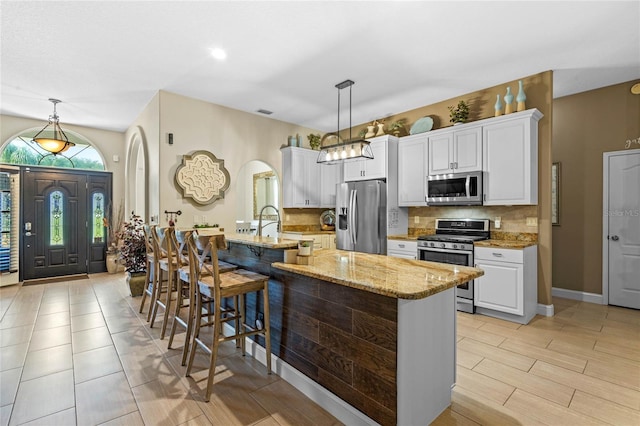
<box><xmin>343</xmin><ymin>160</ymin><xmax>365</xmax><ymax>181</ymax></box>
<box><xmin>398</xmin><ymin>135</ymin><xmax>428</xmax><ymax>206</ymax></box>
<box><xmin>428</xmin><ymin>132</ymin><xmax>453</xmax><ymax>175</ymax></box>
<box><xmin>452</xmin><ymin>127</ymin><xmax>482</xmax><ymax>172</ymax></box>
<box><xmin>283</xmin><ymin>148</ymin><xmax>321</xmax><ymax>207</ymax></box>
<box><xmin>363</xmin><ymin>139</ymin><xmax>387</xmax><ymax>179</ymax></box>
<box><xmin>474</xmin><ymin>259</ymin><xmax>524</xmax><ymax>315</ymax></box>
<box><xmin>483</xmin><ymin>118</ymin><xmax>536</xmax><ymax>205</ymax></box>
<box><xmin>320</xmin><ymin>163</ymin><xmax>342</xmax><ymax>207</ymax></box>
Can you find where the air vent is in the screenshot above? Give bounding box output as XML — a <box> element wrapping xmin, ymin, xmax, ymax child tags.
<box><xmin>256</xmin><ymin>109</ymin><xmax>273</xmax><ymax>115</ymax></box>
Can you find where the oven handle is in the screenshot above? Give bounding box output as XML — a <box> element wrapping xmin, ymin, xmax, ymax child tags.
<box><xmin>417</xmin><ymin>246</ymin><xmax>474</xmax><ymax>255</ymax></box>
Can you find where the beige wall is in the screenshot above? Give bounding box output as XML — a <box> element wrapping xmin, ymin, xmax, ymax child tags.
<box><xmin>127</xmin><ymin>90</ymin><xmax>318</xmax><ymax>232</ymax></box>
<box><xmin>552</xmin><ymin>80</ymin><xmax>640</xmax><ymax>295</ymax></box>
<box><xmin>0</xmin><ymin>114</ymin><xmax>127</xmax><ymax>205</ymax></box>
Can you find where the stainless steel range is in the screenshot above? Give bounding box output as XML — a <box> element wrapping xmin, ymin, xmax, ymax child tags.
<box><xmin>417</xmin><ymin>219</ymin><xmax>490</xmax><ymax>313</ymax></box>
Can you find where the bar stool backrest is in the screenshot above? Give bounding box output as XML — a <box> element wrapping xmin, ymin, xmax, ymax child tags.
<box><xmin>173</xmin><ymin>229</ymin><xmax>192</xmax><ymax>267</ymax></box>
<box><xmin>143</xmin><ymin>224</ymin><xmax>154</xmax><ymax>256</ymax></box>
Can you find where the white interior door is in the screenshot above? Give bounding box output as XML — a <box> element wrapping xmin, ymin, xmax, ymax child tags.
<box><xmin>605</xmin><ymin>150</ymin><xmax>640</xmax><ymax>309</ymax></box>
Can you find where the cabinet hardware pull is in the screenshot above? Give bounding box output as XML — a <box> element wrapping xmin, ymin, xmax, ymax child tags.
<box><xmin>399</xmin><ymin>244</ymin><xmax>405</xmax><ymax>248</ymax></box>
<box><xmin>492</xmin><ymin>253</ymin><xmax>503</xmax><ymax>257</ymax></box>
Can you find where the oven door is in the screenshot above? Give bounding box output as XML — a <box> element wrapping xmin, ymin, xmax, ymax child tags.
<box><xmin>417</xmin><ymin>246</ymin><xmax>475</xmax><ymax>312</ymax></box>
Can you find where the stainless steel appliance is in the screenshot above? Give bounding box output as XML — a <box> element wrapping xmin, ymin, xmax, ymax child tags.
<box><xmin>426</xmin><ymin>171</ymin><xmax>482</xmax><ymax>206</ymax></box>
<box><xmin>417</xmin><ymin>218</ymin><xmax>490</xmax><ymax>313</ymax></box>
<box><xmin>336</xmin><ymin>180</ymin><xmax>387</xmax><ymax>254</ymax></box>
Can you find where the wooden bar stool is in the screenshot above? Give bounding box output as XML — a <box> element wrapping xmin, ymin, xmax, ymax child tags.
<box><xmin>139</xmin><ymin>224</ymin><xmax>156</xmax><ymax>320</ymax></box>
<box><xmin>149</xmin><ymin>226</ymin><xmax>178</xmax><ymax>339</ymax></box>
<box><xmin>185</xmin><ymin>234</ymin><xmax>272</xmax><ymax>402</ymax></box>
<box><xmin>167</xmin><ymin>231</ymin><xmax>239</xmax><ymax>365</ymax></box>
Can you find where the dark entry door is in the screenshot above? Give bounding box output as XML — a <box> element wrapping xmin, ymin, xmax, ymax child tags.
<box><xmin>22</xmin><ymin>168</ymin><xmax>90</xmax><ymax>280</ymax></box>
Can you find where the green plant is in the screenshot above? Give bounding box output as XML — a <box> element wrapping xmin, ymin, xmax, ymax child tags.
<box><xmin>307</xmin><ymin>133</ymin><xmax>321</xmax><ymax>150</ymax></box>
<box><xmin>117</xmin><ymin>214</ymin><xmax>146</xmax><ymax>274</ymax></box>
<box><xmin>448</xmin><ymin>100</ymin><xmax>470</xmax><ymax>124</ymax></box>
<box><xmin>388</xmin><ymin>119</ymin><xmax>407</xmax><ymax>136</ymax></box>
<box><xmin>299</xmin><ymin>240</ymin><xmax>312</xmax><ymax>247</ymax></box>
<box><xmin>193</xmin><ymin>223</ymin><xmax>219</xmax><ymax>228</ymax></box>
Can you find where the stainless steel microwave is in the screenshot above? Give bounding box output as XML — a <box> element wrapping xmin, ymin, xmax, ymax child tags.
<box><xmin>426</xmin><ymin>171</ymin><xmax>483</xmax><ymax>205</ymax></box>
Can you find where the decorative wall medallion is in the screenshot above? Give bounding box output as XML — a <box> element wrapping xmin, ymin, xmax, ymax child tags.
<box><xmin>175</xmin><ymin>150</ymin><xmax>230</xmax><ymax>205</ymax></box>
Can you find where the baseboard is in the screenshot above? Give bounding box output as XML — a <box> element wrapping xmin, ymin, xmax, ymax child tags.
<box><xmin>552</xmin><ymin>287</ymin><xmax>605</xmax><ymax>305</ymax></box>
<box><xmin>23</xmin><ymin>274</ymin><xmax>89</xmax><ymax>286</ymax></box>
<box><xmin>222</xmin><ymin>324</ymin><xmax>377</xmax><ymax>426</ymax></box>
<box><xmin>536</xmin><ymin>303</ymin><xmax>554</xmax><ymax>317</ymax></box>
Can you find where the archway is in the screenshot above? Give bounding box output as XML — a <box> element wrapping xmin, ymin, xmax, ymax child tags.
<box><xmin>125</xmin><ymin>127</ymin><xmax>149</xmax><ymax>222</ymax></box>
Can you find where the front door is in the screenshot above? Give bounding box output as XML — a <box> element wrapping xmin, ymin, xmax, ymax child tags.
<box><xmin>606</xmin><ymin>150</ymin><xmax>640</xmax><ymax>309</ymax></box>
<box><xmin>21</xmin><ymin>167</ymin><xmax>111</xmax><ymax>280</ymax></box>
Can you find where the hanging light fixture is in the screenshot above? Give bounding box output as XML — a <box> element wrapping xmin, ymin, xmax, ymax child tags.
<box><xmin>317</xmin><ymin>79</ymin><xmax>373</xmax><ymax>164</ymax></box>
<box><xmin>32</xmin><ymin>98</ymin><xmax>75</xmax><ymax>155</ymax></box>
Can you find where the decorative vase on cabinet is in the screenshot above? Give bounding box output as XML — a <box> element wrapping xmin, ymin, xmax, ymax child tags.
<box><xmin>504</xmin><ymin>87</ymin><xmax>514</xmax><ymax>114</ymax></box>
<box><xmin>516</xmin><ymin>80</ymin><xmax>527</xmax><ymax>112</ymax></box>
<box><xmin>494</xmin><ymin>94</ymin><xmax>503</xmax><ymax>117</ymax></box>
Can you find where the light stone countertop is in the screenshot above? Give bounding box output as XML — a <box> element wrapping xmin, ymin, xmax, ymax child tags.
<box><xmin>475</xmin><ymin>240</ymin><xmax>538</xmax><ymax>249</ymax></box>
<box><xmin>272</xmin><ymin>249</ymin><xmax>484</xmax><ymax>300</ymax></box>
<box><xmin>224</xmin><ymin>233</ymin><xmax>299</xmax><ymax>249</ymax></box>
<box><xmin>387</xmin><ymin>234</ymin><xmax>419</xmax><ymax>241</ymax></box>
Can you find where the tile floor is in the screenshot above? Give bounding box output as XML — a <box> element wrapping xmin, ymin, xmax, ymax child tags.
<box><xmin>1</xmin><ymin>273</ymin><xmax>639</xmax><ymax>425</ymax></box>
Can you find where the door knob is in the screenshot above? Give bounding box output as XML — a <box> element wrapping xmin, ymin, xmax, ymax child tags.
<box><xmin>610</xmin><ymin>235</ymin><xmax>619</xmax><ymax>241</ymax></box>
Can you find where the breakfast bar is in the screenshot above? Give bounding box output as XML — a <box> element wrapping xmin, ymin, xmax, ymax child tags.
<box><xmin>217</xmin><ymin>235</ymin><xmax>484</xmax><ymax>425</ymax></box>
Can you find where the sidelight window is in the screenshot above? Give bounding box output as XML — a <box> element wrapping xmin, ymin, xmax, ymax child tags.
<box><xmin>50</xmin><ymin>191</ymin><xmax>64</xmax><ymax>245</ymax></box>
<box><xmin>92</xmin><ymin>193</ymin><xmax>105</xmax><ymax>243</ymax></box>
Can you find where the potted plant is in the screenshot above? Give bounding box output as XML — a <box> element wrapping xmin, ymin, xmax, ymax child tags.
<box><xmin>388</xmin><ymin>118</ymin><xmax>407</xmax><ymax>136</ymax></box>
<box><xmin>307</xmin><ymin>133</ymin><xmax>321</xmax><ymax>150</ymax></box>
<box><xmin>448</xmin><ymin>100</ymin><xmax>470</xmax><ymax>124</ymax></box>
<box><xmin>105</xmin><ymin>202</ymin><xmax>124</xmax><ymax>273</ymax></box>
<box><xmin>117</xmin><ymin>214</ymin><xmax>147</xmax><ymax>296</ymax></box>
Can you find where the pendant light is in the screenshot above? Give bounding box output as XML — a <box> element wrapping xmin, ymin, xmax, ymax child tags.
<box><xmin>32</xmin><ymin>98</ymin><xmax>75</xmax><ymax>154</ymax></box>
<box><xmin>317</xmin><ymin>79</ymin><xmax>373</xmax><ymax>164</ymax></box>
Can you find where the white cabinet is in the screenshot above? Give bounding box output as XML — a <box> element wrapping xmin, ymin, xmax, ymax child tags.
<box><xmin>474</xmin><ymin>245</ymin><xmax>537</xmax><ymax>324</ymax></box>
<box><xmin>482</xmin><ymin>109</ymin><xmax>542</xmax><ymax>205</ymax></box>
<box><xmin>428</xmin><ymin>127</ymin><xmax>482</xmax><ymax>175</ymax></box>
<box><xmin>398</xmin><ymin>134</ymin><xmax>428</xmax><ymax>206</ymax></box>
<box><xmin>282</xmin><ymin>147</ymin><xmax>339</xmax><ymax>208</ymax></box>
<box><xmin>343</xmin><ymin>136</ymin><xmax>391</xmax><ymax>181</ymax></box>
<box><xmin>280</xmin><ymin>232</ymin><xmax>335</xmax><ymax>250</ymax></box>
<box><xmin>387</xmin><ymin>239</ymin><xmax>417</xmax><ymax>259</ymax></box>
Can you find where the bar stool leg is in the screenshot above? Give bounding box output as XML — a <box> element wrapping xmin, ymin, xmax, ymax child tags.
<box><xmin>238</xmin><ymin>294</ymin><xmax>246</xmax><ymax>355</ymax></box>
<box><xmin>263</xmin><ymin>282</ymin><xmax>271</xmax><ymax>374</ymax></box>
<box><xmin>167</xmin><ymin>277</ymin><xmax>186</xmax><ymax>349</ymax></box>
<box><xmin>160</xmin><ymin>270</ymin><xmax>175</xmax><ymax>340</ymax></box>
<box><xmin>149</xmin><ymin>265</ymin><xmax>164</xmax><ymax>327</ymax></box>
<box><xmin>185</xmin><ymin>286</ymin><xmax>202</xmax><ymax>378</ymax></box>
<box><xmin>205</xmin><ymin>297</ymin><xmax>223</xmax><ymax>402</ymax></box>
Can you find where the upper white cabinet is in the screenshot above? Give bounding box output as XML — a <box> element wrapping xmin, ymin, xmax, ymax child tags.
<box><xmin>282</xmin><ymin>147</ymin><xmax>340</xmax><ymax>208</ymax></box>
<box><xmin>343</xmin><ymin>136</ymin><xmax>395</xmax><ymax>181</ymax></box>
<box><xmin>398</xmin><ymin>133</ymin><xmax>428</xmax><ymax>206</ymax></box>
<box><xmin>483</xmin><ymin>109</ymin><xmax>543</xmax><ymax>205</ymax></box>
<box><xmin>428</xmin><ymin>127</ymin><xmax>482</xmax><ymax>175</ymax></box>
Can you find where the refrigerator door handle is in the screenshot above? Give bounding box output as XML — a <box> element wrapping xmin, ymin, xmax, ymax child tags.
<box><xmin>350</xmin><ymin>189</ymin><xmax>357</xmax><ymax>246</ymax></box>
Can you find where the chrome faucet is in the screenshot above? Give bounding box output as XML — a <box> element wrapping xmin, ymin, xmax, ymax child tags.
<box><xmin>257</xmin><ymin>204</ymin><xmax>281</xmax><ymax>237</ymax></box>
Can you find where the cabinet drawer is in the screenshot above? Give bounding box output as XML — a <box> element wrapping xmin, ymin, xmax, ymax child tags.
<box><xmin>387</xmin><ymin>240</ymin><xmax>417</xmax><ymax>253</ymax></box>
<box><xmin>475</xmin><ymin>247</ymin><xmax>523</xmax><ymax>263</ymax></box>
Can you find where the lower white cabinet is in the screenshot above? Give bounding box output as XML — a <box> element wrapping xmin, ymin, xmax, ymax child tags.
<box><xmin>387</xmin><ymin>239</ymin><xmax>417</xmax><ymax>259</ymax></box>
<box><xmin>474</xmin><ymin>245</ymin><xmax>537</xmax><ymax>324</ymax></box>
<box><xmin>280</xmin><ymin>232</ymin><xmax>335</xmax><ymax>250</ymax></box>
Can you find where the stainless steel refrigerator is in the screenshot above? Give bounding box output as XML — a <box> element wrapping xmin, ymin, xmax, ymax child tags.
<box><xmin>336</xmin><ymin>180</ymin><xmax>387</xmax><ymax>254</ymax></box>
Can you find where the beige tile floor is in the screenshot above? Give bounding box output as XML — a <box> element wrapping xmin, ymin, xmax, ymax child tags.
<box><xmin>1</xmin><ymin>273</ymin><xmax>639</xmax><ymax>425</ymax></box>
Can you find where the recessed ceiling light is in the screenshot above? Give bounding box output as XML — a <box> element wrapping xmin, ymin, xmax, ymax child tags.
<box><xmin>210</xmin><ymin>48</ymin><xmax>227</xmax><ymax>60</ymax></box>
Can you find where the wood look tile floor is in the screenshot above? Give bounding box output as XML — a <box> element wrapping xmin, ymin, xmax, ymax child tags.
<box><xmin>0</xmin><ymin>274</ymin><xmax>638</xmax><ymax>425</ymax></box>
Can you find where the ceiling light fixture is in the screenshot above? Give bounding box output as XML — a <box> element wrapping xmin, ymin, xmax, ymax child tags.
<box><xmin>317</xmin><ymin>79</ymin><xmax>373</xmax><ymax>164</ymax></box>
<box><xmin>210</xmin><ymin>47</ymin><xmax>227</xmax><ymax>60</ymax></box>
<box><xmin>32</xmin><ymin>98</ymin><xmax>75</xmax><ymax>155</ymax></box>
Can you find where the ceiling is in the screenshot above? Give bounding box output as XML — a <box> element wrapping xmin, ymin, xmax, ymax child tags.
<box><xmin>1</xmin><ymin>1</ymin><xmax>639</xmax><ymax>134</ymax></box>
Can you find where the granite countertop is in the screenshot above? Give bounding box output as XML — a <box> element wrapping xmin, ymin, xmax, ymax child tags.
<box><xmin>281</xmin><ymin>230</ymin><xmax>336</xmax><ymax>235</ymax></box>
<box><xmin>387</xmin><ymin>234</ymin><xmax>419</xmax><ymax>241</ymax></box>
<box><xmin>272</xmin><ymin>249</ymin><xmax>484</xmax><ymax>300</ymax></box>
<box><xmin>224</xmin><ymin>233</ymin><xmax>299</xmax><ymax>249</ymax></box>
<box><xmin>475</xmin><ymin>240</ymin><xmax>538</xmax><ymax>249</ymax></box>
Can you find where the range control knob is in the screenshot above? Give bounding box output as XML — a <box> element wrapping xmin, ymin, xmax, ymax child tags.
<box><xmin>430</xmin><ymin>242</ymin><xmax>435</xmax><ymax>248</ymax></box>
<box><xmin>453</xmin><ymin>244</ymin><xmax>458</xmax><ymax>249</ymax></box>
<box><xmin>440</xmin><ymin>243</ymin><xmax>446</xmax><ymax>248</ymax></box>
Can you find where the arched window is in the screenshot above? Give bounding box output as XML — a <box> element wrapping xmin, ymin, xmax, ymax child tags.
<box><xmin>1</xmin><ymin>129</ymin><xmax>105</xmax><ymax>170</ymax></box>
<box><xmin>50</xmin><ymin>191</ymin><xmax>64</xmax><ymax>245</ymax></box>
<box><xmin>92</xmin><ymin>192</ymin><xmax>105</xmax><ymax>243</ymax></box>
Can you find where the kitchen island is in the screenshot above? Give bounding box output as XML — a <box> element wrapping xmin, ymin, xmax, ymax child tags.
<box><xmin>217</xmin><ymin>235</ymin><xmax>483</xmax><ymax>425</ymax></box>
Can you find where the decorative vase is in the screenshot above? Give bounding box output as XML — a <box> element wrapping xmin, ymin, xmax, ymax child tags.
<box><xmin>494</xmin><ymin>94</ymin><xmax>503</xmax><ymax>117</ymax></box>
<box><xmin>365</xmin><ymin>125</ymin><xmax>376</xmax><ymax>138</ymax></box>
<box><xmin>504</xmin><ymin>87</ymin><xmax>514</xmax><ymax>114</ymax></box>
<box><xmin>375</xmin><ymin>122</ymin><xmax>385</xmax><ymax>136</ymax></box>
<box><xmin>126</xmin><ymin>271</ymin><xmax>146</xmax><ymax>297</ymax></box>
<box><xmin>106</xmin><ymin>253</ymin><xmax>119</xmax><ymax>274</ymax></box>
<box><xmin>516</xmin><ymin>80</ymin><xmax>526</xmax><ymax>112</ymax></box>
